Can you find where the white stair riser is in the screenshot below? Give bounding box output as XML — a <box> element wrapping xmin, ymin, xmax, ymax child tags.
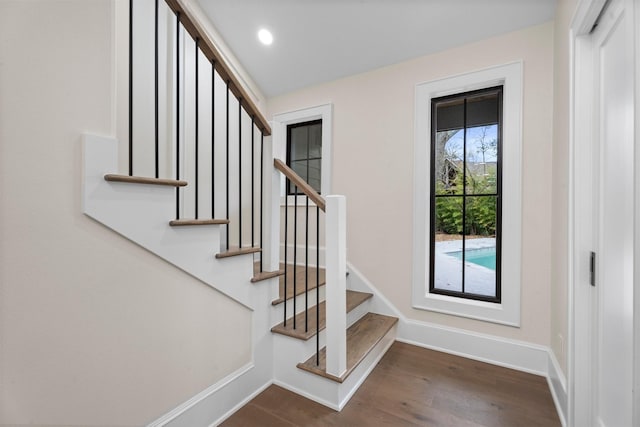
<box><xmin>346</xmin><ymin>298</ymin><xmax>371</xmax><ymax>328</ymax></box>
<box><xmin>270</xmin><ymin>285</ymin><xmax>325</xmax><ymax>325</ymax></box>
<box><xmin>272</xmin><ymin>321</ymin><xmax>398</xmax><ymax>410</ymax></box>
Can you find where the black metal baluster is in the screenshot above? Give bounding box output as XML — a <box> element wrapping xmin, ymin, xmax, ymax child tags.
<box><xmin>293</xmin><ymin>187</ymin><xmax>298</xmax><ymax>329</ymax></box>
<box><xmin>154</xmin><ymin>0</ymin><xmax>159</xmax><ymax>178</ymax></box>
<box><xmin>316</xmin><ymin>205</ymin><xmax>320</xmax><ymax>366</ymax></box>
<box><xmin>128</xmin><ymin>0</ymin><xmax>133</xmax><ymax>176</ymax></box>
<box><xmin>225</xmin><ymin>81</ymin><xmax>230</xmax><ymax>249</ymax></box>
<box><xmin>211</xmin><ymin>61</ymin><xmax>215</xmax><ymax>218</ymax></box>
<box><xmin>195</xmin><ymin>38</ymin><xmax>199</xmax><ymax>219</ymax></box>
<box><xmin>238</xmin><ymin>98</ymin><xmax>242</xmax><ymax>247</ymax></box>
<box><xmin>259</xmin><ymin>132</ymin><xmax>264</xmax><ymax>272</ymax></box>
<box><xmin>305</xmin><ymin>196</ymin><xmax>309</xmax><ymax>332</ymax></box>
<box><xmin>175</xmin><ymin>12</ymin><xmax>181</xmax><ymax>220</ymax></box>
<box><xmin>284</xmin><ymin>179</ymin><xmax>289</xmax><ymax>326</ymax></box>
<box><xmin>251</xmin><ymin>116</ymin><xmax>255</xmax><ymax>248</ymax></box>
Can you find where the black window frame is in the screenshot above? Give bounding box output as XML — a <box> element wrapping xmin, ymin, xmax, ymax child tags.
<box><xmin>286</xmin><ymin>119</ymin><xmax>322</xmax><ymax>195</ymax></box>
<box><xmin>429</xmin><ymin>86</ymin><xmax>503</xmax><ymax>303</ymax></box>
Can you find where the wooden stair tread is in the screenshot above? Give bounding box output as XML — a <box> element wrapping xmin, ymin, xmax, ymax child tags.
<box><xmin>271</xmin><ymin>290</ymin><xmax>373</xmax><ymax>340</ymax></box>
<box><xmin>297</xmin><ymin>313</ymin><xmax>398</xmax><ymax>383</ymax></box>
<box><xmin>271</xmin><ymin>264</ymin><xmax>326</xmax><ymax>305</ymax></box>
<box><xmin>104</xmin><ymin>174</ymin><xmax>187</xmax><ymax>187</ymax></box>
<box><xmin>251</xmin><ymin>261</ymin><xmax>285</xmax><ymax>283</ymax></box>
<box><xmin>251</xmin><ymin>269</ymin><xmax>285</xmax><ymax>283</ymax></box>
<box><xmin>169</xmin><ymin>218</ymin><xmax>229</xmax><ymax>226</ymax></box>
<box><xmin>215</xmin><ymin>246</ymin><xmax>262</xmax><ymax>259</ymax></box>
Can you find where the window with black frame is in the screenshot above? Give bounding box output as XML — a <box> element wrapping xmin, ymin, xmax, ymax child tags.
<box><xmin>430</xmin><ymin>86</ymin><xmax>502</xmax><ymax>302</ymax></box>
<box><xmin>286</xmin><ymin>119</ymin><xmax>322</xmax><ymax>195</ymax></box>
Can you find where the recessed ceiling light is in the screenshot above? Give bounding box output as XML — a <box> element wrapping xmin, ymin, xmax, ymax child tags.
<box><xmin>257</xmin><ymin>28</ymin><xmax>273</xmax><ymax>46</ymax></box>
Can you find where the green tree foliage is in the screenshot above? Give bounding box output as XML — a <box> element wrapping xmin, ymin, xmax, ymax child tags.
<box><xmin>435</xmin><ymin>170</ymin><xmax>496</xmax><ymax>236</ymax></box>
<box><xmin>434</xmin><ymin>125</ymin><xmax>497</xmax><ymax>237</ymax></box>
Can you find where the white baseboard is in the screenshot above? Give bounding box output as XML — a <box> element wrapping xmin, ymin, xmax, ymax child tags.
<box><xmin>209</xmin><ymin>380</ymin><xmax>273</xmax><ymax>427</ymax></box>
<box><xmin>148</xmin><ymin>363</ymin><xmax>255</xmax><ymax>426</ymax></box>
<box><xmin>273</xmin><ymin>380</ymin><xmax>340</xmax><ymax>411</ymax></box>
<box><xmin>396</xmin><ymin>321</ymin><xmax>549</xmax><ymax>376</ymax></box>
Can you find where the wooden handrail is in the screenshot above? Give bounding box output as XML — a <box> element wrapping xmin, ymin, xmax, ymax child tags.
<box><xmin>165</xmin><ymin>0</ymin><xmax>271</xmax><ymax>136</ymax></box>
<box><xmin>274</xmin><ymin>159</ymin><xmax>325</xmax><ymax>211</ymax></box>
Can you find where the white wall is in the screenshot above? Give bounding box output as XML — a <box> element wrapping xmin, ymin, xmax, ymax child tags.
<box><xmin>0</xmin><ymin>1</ymin><xmax>251</xmax><ymax>425</ymax></box>
<box><xmin>268</xmin><ymin>22</ymin><xmax>555</xmax><ymax>346</ymax></box>
<box><xmin>550</xmin><ymin>0</ymin><xmax>579</xmax><ymax>377</ymax></box>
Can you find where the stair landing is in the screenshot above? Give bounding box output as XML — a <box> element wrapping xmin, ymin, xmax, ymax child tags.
<box><xmin>297</xmin><ymin>312</ymin><xmax>398</xmax><ymax>383</ymax></box>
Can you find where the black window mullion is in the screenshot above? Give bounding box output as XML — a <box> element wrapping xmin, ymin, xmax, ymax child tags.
<box><xmin>461</xmin><ymin>98</ymin><xmax>467</xmax><ymax>294</ymax></box>
<box><xmin>429</xmin><ymin>99</ymin><xmax>437</xmax><ymax>295</ymax></box>
<box><xmin>495</xmin><ymin>89</ymin><xmax>503</xmax><ymax>301</ymax></box>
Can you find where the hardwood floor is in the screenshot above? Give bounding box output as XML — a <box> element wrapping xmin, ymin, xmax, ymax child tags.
<box><xmin>221</xmin><ymin>342</ymin><xmax>560</xmax><ymax>426</ymax></box>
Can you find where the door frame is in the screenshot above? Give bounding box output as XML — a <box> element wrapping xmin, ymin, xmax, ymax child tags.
<box><xmin>568</xmin><ymin>0</ymin><xmax>638</xmax><ymax>425</ymax></box>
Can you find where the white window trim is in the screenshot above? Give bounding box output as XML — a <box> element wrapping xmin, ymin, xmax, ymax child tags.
<box><xmin>272</xmin><ymin>103</ymin><xmax>333</xmax><ymax>205</ymax></box>
<box><xmin>412</xmin><ymin>62</ymin><xmax>523</xmax><ymax>327</ymax></box>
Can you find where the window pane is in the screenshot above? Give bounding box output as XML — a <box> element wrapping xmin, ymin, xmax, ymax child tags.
<box><xmin>308</xmin><ymin>123</ymin><xmax>322</xmax><ymax>158</ymax></box>
<box><xmin>464</xmin><ymin>195</ymin><xmax>497</xmax><ymax>237</ymax></box>
<box><xmin>288</xmin><ymin>160</ymin><xmax>307</xmax><ymax>194</ymax></box>
<box><xmin>435</xmin><ymin>98</ymin><xmax>464</xmax><ymax>131</ymax></box>
<box><xmin>434</xmin><ymin>94</ymin><xmax>464</xmax><ymax>196</ymax></box>
<box><xmin>286</xmin><ymin>120</ymin><xmax>323</xmax><ymax>195</ymax></box>
<box><xmin>291</xmin><ymin>160</ymin><xmax>307</xmax><ymax>179</ymax></box>
<box><xmin>308</xmin><ymin>159</ymin><xmax>321</xmax><ymax>193</ymax></box>
<box><xmin>434</xmin><ymin>235</ymin><xmax>463</xmax><ymax>293</ymax></box>
<box><xmin>463</xmin><ymin>196</ymin><xmax>497</xmax><ymax>297</ymax></box>
<box><xmin>463</xmin><ymin>236</ymin><xmax>497</xmax><ymax>298</ymax></box>
<box><xmin>433</xmin><ymin>197</ymin><xmax>463</xmax><ymax>292</ymax></box>
<box><xmin>466</xmin><ymin>92</ymin><xmax>499</xmax><ymax>128</ymax></box>
<box><xmin>289</xmin><ymin>126</ymin><xmax>308</xmax><ymax>161</ymax></box>
<box><xmin>465</xmin><ymin>125</ymin><xmax>498</xmax><ymax>195</ymax></box>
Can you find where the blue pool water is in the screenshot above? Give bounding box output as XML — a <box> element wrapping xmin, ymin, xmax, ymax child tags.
<box><xmin>448</xmin><ymin>247</ymin><xmax>496</xmax><ymax>270</ymax></box>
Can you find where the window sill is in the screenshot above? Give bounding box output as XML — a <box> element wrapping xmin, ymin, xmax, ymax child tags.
<box><xmin>412</xmin><ymin>289</ymin><xmax>519</xmax><ymax>327</ymax></box>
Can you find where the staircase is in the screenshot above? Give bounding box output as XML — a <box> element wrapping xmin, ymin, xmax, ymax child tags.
<box><xmin>82</xmin><ymin>0</ymin><xmax>398</xmax><ymax>422</ymax></box>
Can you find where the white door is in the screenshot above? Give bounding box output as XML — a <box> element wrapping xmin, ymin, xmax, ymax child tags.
<box><xmin>591</xmin><ymin>0</ymin><xmax>634</xmax><ymax>425</ymax></box>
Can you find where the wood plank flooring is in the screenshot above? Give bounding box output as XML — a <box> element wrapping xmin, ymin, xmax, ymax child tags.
<box><xmin>221</xmin><ymin>342</ymin><xmax>561</xmax><ymax>427</ymax></box>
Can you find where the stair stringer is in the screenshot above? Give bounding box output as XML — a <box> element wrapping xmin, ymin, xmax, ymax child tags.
<box><xmin>272</xmin><ymin>319</ymin><xmax>397</xmax><ymax>411</ymax></box>
<box><xmin>272</xmin><ymin>293</ymin><xmax>397</xmax><ymax>411</ymax></box>
<box><xmin>160</xmin><ymin>276</ymin><xmax>275</xmax><ymax>427</ymax></box>
<box><xmin>82</xmin><ymin>133</ymin><xmax>254</xmax><ymax>308</ymax></box>
<box><xmin>83</xmin><ymin>133</ymin><xmax>277</xmax><ymax>426</ymax></box>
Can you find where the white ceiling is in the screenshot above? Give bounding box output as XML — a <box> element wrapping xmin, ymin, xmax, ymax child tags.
<box><xmin>198</xmin><ymin>0</ymin><xmax>557</xmax><ymax>98</ymax></box>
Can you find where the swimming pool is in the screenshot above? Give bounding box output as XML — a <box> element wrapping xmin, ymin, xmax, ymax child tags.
<box><xmin>448</xmin><ymin>247</ymin><xmax>496</xmax><ymax>270</ymax></box>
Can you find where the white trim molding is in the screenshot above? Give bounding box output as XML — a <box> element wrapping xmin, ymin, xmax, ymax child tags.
<box><xmin>412</xmin><ymin>61</ymin><xmax>523</xmax><ymax>327</ymax></box>
<box><xmin>272</xmin><ymin>103</ymin><xmax>333</xmax><ymax>197</ymax></box>
<box><xmin>547</xmin><ymin>350</ymin><xmax>568</xmax><ymax>427</ymax></box>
